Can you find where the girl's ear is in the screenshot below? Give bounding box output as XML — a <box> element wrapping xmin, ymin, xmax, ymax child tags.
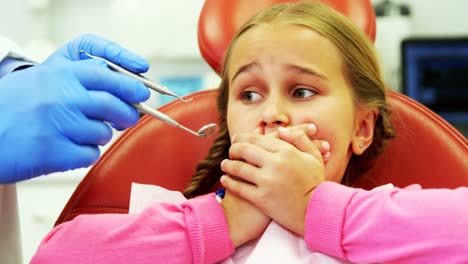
<box><xmin>351</xmin><ymin>108</ymin><xmax>378</xmax><ymax>155</ymax></box>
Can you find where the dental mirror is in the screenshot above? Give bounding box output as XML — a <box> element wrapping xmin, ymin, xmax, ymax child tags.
<box><xmin>175</xmin><ymin>123</ymin><xmax>218</xmax><ymax>138</ymax></box>
<box><xmin>134</xmin><ymin>103</ymin><xmax>218</xmax><ymax>138</ymax></box>
<box><xmin>193</xmin><ymin>123</ymin><xmax>219</xmax><ymax>138</ymax></box>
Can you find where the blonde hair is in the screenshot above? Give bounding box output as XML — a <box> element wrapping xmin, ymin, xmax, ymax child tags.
<box><xmin>184</xmin><ymin>1</ymin><xmax>395</xmax><ymax>197</ymax></box>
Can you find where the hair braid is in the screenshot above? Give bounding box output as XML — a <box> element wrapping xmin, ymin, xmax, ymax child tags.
<box><xmin>183</xmin><ymin>125</ymin><xmax>230</xmax><ymax>198</ymax></box>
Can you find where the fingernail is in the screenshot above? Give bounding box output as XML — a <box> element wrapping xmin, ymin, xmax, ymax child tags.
<box><xmin>324</xmin><ymin>151</ymin><xmax>331</xmax><ymax>160</ymax></box>
<box><xmin>322</xmin><ymin>141</ymin><xmax>330</xmax><ymax>151</ymax></box>
<box><xmin>231</xmin><ymin>134</ymin><xmax>237</xmax><ymax>142</ymax></box>
<box><xmin>278</xmin><ymin>126</ymin><xmax>290</xmax><ymax>136</ymax></box>
<box><xmin>308</xmin><ymin>124</ymin><xmax>317</xmax><ymax>134</ymax></box>
<box><xmin>221</xmin><ymin>159</ymin><xmax>227</xmax><ymax>168</ymax></box>
<box><xmin>253</xmin><ymin>127</ymin><xmax>261</xmax><ymax>134</ymax></box>
<box><xmin>220</xmin><ymin>175</ymin><xmax>227</xmax><ymax>184</ymax></box>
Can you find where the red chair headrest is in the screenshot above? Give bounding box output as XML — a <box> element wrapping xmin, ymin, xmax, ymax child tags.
<box><xmin>198</xmin><ymin>0</ymin><xmax>376</xmax><ymax>73</ymax></box>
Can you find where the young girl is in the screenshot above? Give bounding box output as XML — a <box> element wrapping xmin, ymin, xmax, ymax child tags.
<box><xmin>32</xmin><ymin>2</ymin><xmax>467</xmax><ymax>264</ymax></box>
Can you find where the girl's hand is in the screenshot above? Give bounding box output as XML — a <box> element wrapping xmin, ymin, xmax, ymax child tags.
<box><xmin>220</xmin><ymin>125</ymin><xmax>326</xmax><ymax>236</ymax></box>
<box><xmin>221</xmin><ymin>189</ymin><xmax>271</xmax><ymax>247</ymax></box>
<box><xmin>220</xmin><ymin>127</ymin><xmax>273</xmax><ymax>248</ymax></box>
<box><xmin>263</xmin><ymin>124</ymin><xmax>331</xmax><ymax>163</ymax></box>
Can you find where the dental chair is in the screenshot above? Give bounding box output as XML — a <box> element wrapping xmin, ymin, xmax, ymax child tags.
<box><xmin>55</xmin><ymin>0</ymin><xmax>468</xmax><ymax>226</ymax></box>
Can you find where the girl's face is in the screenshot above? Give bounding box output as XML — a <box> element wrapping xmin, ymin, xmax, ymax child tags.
<box><xmin>226</xmin><ymin>23</ymin><xmax>374</xmax><ymax>182</ymax></box>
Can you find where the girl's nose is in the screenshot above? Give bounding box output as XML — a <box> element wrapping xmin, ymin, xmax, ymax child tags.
<box><xmin>259</xmin><ymin>96</ymin><xmax>289</xmax><ymax>128</ymax></box>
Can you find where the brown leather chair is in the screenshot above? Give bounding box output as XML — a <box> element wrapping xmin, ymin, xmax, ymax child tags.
<box><xmin>56</xmin><ymin>0</ymin><xmax>468</xmax><ymax>226</ymax></box>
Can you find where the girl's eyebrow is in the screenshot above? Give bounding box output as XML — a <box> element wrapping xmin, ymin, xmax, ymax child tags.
<box><xmin>285</xmin><ymin>64</ymin><xmax>328</xmax><ymax>81</ymax></box>
<box><xmin>231</xmin><ymin>61</ymin><xmax>260</xmax><ymax>83</ymax></box>
<box><xmin>231</xmin><ymin>62</ymin><xmax>328</xmax><ymax>83</ymax></box>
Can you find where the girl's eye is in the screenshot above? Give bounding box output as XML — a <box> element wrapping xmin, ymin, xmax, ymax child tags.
<box><xmin>292</xmin><ymin>88</ymin><xmax>316</xmax><ymax>99</ymax></box>
<box><xmin>241</xmin><ymin>90</ymin><xmax>263</xmax><ymax>102</ymax></box>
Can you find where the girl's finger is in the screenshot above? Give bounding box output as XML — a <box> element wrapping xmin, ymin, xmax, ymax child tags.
<box><xmin>311</xmin><ymin>140</ymin><xmax>331</xmax><ymax>162</ymax></box>
<box><xmin>229</xmin><ymin>141</ymin><xmax>273</xmax><ymax>167</ymax></box>
<box><xmin>220</xmin><ymin>175</ymin><xmax>258</xmax><ymax>203</ymax></box>
<box><xmin>232</xmin><ymin>133</ymin><xmax>287</xmax><ymax>153</ymax></box>
<box><xmin>221</xmin><ymin>159</ymin><xmax>260</xmax><ymax>185</ymax></box>
<box><xmin>264</xmin><ymin>123</ymin><xmax>317</xmax><ymax>140</ymax></box>
<box><xmin>277</xmin><ymin>127</ymin><xmax>323</xmax><ymax>162</ymax></box>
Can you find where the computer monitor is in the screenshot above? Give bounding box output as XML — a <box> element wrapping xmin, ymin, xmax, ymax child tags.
<box><xmin>401</xmin><ymin>37</ymin><xmax>468</xmax><ymax>125</ymax></box>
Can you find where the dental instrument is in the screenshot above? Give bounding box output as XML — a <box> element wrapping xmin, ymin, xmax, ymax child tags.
<box><xmin>134</xmin><ymin>103</ymin><xmax>218</xmax><ymax>137</ymax></box>
<box><xmin>80</xmin><ymin>50</ymin><xmax>189</xmax><ymax>102</ymax></box>
<box><xmin>80</xmin><ymin>50</ymin><xmax>218</xmax><ymax>138</ymax></box>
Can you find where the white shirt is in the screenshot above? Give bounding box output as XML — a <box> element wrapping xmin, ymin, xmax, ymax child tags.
<box><xmin>0</xmin><ymin>36</ymin><xmax>31</xmax><ymax>62</ymax></box>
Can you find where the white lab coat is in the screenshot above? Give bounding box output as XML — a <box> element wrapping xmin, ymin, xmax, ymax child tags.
<box><xmin>0</xmin><ymin>36</ymin><xmax>33</xmax><ymax>264</ymax></box>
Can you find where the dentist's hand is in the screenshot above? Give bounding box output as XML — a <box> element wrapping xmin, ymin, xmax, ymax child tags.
<box><xmin>0</xmin><ymin>34</ymin><xmax>150</xmax><ymax>183</ymax></box>
<box><xmin>221</xmin><ymin>124</ymin><xmax>327</xmax><ymax>236</ymax></box>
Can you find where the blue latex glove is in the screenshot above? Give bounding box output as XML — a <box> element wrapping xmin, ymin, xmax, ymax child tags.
<box><xmin>0</xmin><ymin>34</ymin><xmax>151</xmax><ymax>183</ymax></box>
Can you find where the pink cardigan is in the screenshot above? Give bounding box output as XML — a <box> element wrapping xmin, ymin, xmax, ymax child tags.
<box><xmin>31</xmin><ymin>182</ymin><xmax>468</xmax><ymax>263</ymax></box>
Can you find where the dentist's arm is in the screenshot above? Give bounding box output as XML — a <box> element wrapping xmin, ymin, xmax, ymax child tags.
<box><xmin>0</xmin><ymin>34</ymin><xmax>151</xmax><ymax>183</ymax></box>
